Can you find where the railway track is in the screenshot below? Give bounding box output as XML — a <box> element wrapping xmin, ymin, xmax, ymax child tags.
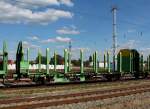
<box><xmin>0</xmin><ymin>84</ymin><xmax>150</xmax><ymax>109</ymax></box>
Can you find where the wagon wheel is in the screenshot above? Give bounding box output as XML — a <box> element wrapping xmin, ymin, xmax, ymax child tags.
<box><xmin>133</xmin><ymin>72</ymin><xmax>139</xmax><ymax>79</ymax></box>
<box><xmin>141</xmin><ymin>72</ymin><xmax>148</xmax><ymax>79</ymax></box>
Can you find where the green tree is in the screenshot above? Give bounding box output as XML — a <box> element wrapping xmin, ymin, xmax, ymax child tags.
<box><xmin>71</xmin><ymin>59</ymin><xmax>80</xmax><ymax>66</ymax></box>
<box><xmin>35</xmin><ymin>56</ymin><xmax>47</xmax><ymax>64</ymax></box>
<box><xmin>50</xmin><ymin>54</ymin><xmax>64</xmax><ymax>65</ymax></box>
<box><xmin>89</xmin><ymin>55</ymin><xmax>92</xmax><ymax>62</ymax></box>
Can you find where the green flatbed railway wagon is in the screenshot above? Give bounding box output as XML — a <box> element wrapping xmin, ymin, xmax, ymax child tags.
<box><xmin>0</xmin><ymin>41</ymin><xmax>149</xmax><ymax>85</ymax></box>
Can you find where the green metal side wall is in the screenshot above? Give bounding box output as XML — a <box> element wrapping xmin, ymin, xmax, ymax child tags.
<box><xmin>117</xmin><ymin>49</ymin><xmax>139</xmax><ymax>73</ymax></box>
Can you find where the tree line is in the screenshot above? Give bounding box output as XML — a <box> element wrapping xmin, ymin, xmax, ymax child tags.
<box><xmin>32</xmin><ymin>54</ymin><xmax>93</xmax><ymax>67</ymax></box>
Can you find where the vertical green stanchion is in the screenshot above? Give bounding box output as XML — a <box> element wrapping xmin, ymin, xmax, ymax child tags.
<box><xmin>104</xmin><ymin>52</ymin><xmax>106</xmax><ymax>71</ymax></box>
<box><xmin>21</xmin><ymin>48</ymin><xmax>24</xmax><ymax>61</ymax></box>
<box><xmin>95</xmin><ymin>51</ymin><xmax>98</xmax><ymax>73</ymax></box>
<box><xmin>119</xmin><ymin>52</ymin><xmax>122</xmax><ymax>73</ymax></box>
<box><xmin>68</xmin><ymin>51</ymin><xmax>71</xmax><ymax>72</ymax></box>
<box><xmin>3</xmin><ymin>41</ymin><xmax>8</xmax><ymax>76</ymax></box>
<box><xmin>38</xmin><ymin>49</ymin><xmax>41</xmax><ymax>72</ymax></box>
<box><xmin>80</xmin><ymin>49</ymin><xmax>84</xmax><ymax>74</ymax></box>
<box><xmin>80</xmin><ymin>49</ymin><xmax>85</xmax><ymax>81</ymax></box>
<box><xmin>92</xmin><ymin>54</ymin><xmax>93</xmax><ymax>71</ymax></box>
<box><xmin>147</xmin><ymin>56</ymin><xmax>149</xmax><ymax>71</ymax></box>
<box><xmin>92</xmin><ymin>53</ymin><xmax>95</xmax><ymax>72</ymax></box>
<box><xmin>54</xmin><ymin>51</ymin><xmax>57</xmax><ymax>72</ymax></box>
<box><xmin>149</xmin><ymin>55</ymin><xmax>150</xmax><ymax>72</ymax></box>
<box><xmin>130</xmin><ymin>52</ymin><xmax>132</xmax><ymax>73</ymax></box>
<box><xmin>107</xmin><ymin>51</ymin><xmax>110</xmax><ymax>73</ymax></box>
<box><xmin>46</xmin><ymin>48</ymin><xmax>50</xmax><ymax>75</ymax></box>
<box><xmin>141</xmin><ymin>54</ymin><xmax>144</xmax><ymax>72</ymax></box>
<box><xmin>27</xmin><ymin>48</ymin><xmax>29</xmax><ymax>75</ymax></box>
<box><xmin>27</xmin><ymin>48</ymin><xmax>29</xmax><ymax>64</ymax></box>
<box><xmin>64</xmin><ymin>49</ymin><xmax>68</xmax><ymax>74</ymax></box>
<box><xmin>99</xmin><ymin>52</ymin><xmax>101</xmax><ymax>73</ymax></box>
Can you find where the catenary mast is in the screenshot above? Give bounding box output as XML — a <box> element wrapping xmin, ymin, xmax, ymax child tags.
<box><xmin>112</xmin><ymin>6</ymin><xmax>118</xmax><ymax>72</ymax></box>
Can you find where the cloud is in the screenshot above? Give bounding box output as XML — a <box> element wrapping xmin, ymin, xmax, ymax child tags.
<box><xmin>10</xmin><ymin>0</ymin><xmax>74</xmax><ymax>8</ymax></box>
<box><xmin>72</xmin><ymin>47</ymin><xmax>90</xmax><ymax>52</ymax></box>
<box><xmin>136</xmin><ymin>47</ymin><xmax>150</xmax><ymax>59</ymax></box>
<box><xmin>127</xmin><ymin>29</ymin><xmax>136</xmax><ymax>33</ymax></box>
<box><xmin>27</xmin><ymin>36</ymin><xmax>39</xmax><ymax>40</ymax></box>
<box><xmin>41</xmin><ymin>36</ymin><xmax>72</xmax><ymax>43</ymax></box>
<box><xmin>117</xmin><ymin>40</ymin><xmax>140</xmax><ymax>53</ymax></box>
<box><xmin>56</xmin><ymin>45</ymin><xmax>65</xmax><ymax>49</ymax></box>
<box><xmin>56</xmin><ymin>26</ymin><xmax>80</xmax><ymax>35</ymax></box>
<box><xmin>123</xmin><ymin>40</ymin><xmax>139</xmax><ymax>49</ymax></box>
<box><xmin>71</xmin><ymin>47</ymin><xmax>90</xmax><ymax>59</ymax></box>
<box><xmin>0</xmin><ymin>1</ymin><xmax>73</xmax><ymax>25</ymax></box>
<box><xmin>22</xmin><ymin>41</ymin><xmax>40</xmax><ymax>49</ymax></box>
<box><xmin>56</xmin><ymin>36</ymin><xmax>71</xmax><ymax>42</ymax></box>
<box><xmin>59</xmin><ymin>0</ymin><xmax>74</xmax><ymax>7</ymax></box>
<box><xmin>139</xmin><ymin>48</ymin><xmax>150</xmax><ymax>53</ymax></box>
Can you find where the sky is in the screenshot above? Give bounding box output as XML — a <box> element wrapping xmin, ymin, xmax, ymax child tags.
<box><xmin>0</xmin><ymin>0</ymin><xmax>150</xmax><ymax>60</ymax></box>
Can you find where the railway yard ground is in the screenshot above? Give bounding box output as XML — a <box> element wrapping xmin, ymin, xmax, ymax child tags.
<box><xmin>0</xmin><ymin>79</ymin><xmax>150</xmax><ymax>109</ymax></box>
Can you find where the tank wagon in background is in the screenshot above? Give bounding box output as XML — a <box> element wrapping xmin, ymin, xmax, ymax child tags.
<box><xmin>0</xmin><ymin>41</ymin><xmax>149</xmax><ymax>85</ymax></box>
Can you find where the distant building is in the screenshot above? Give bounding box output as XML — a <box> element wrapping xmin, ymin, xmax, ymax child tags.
<box><xmin>0</xmin><ymin>60</ymin><xmax>15</xmax><ymax>65</ymax></box>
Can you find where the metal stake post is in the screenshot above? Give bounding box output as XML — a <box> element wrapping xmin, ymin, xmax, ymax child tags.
<box><xmin>3</xmin><ymin>41</ymin><xmax>8</xmax><ymax>76</ymax></box>
<box><xmin>95</xmin><ymin>51</ymin><xmax>98</xmax><ymax>73</ymax></box>
<box><xmin>119</xmin><ymin>52</ymin><xmax>122</xmax><ymax>72</ymax></box>
<box><xmin>149</xmin><ymin>55</ymin><xmax>150</xmax><ymax>72</ymax></box>
<box><xmin>107</xmin><ymin>51</ymin><xmax>110</xmax><ymax>73</ymax></box>
<box><xmin>93</xmin><ymin>53</ymin><xmax>95</xmax><ymax>72</ymax></box>
<box><xmin>46</xmin><ymin>48</ymin><xmax>50</xmax><ymax>75</ymax></box>
<box><xmin>38</xmin><ymin>49</ymin><xmax>41</xmax><ymax>72</ymax></box>
<box><xmin>141</xmin><ymin>54</ymin><xmax>144</xmax><ymax>72</ymax></box>
<box><xmin>27</xmin><ymin>48</ymin><xmax>29</xmax><ymax>75</ymax></box>
<box><xmin>64</xmin><ymin>49</ymin><xmax>68</xmax><ymax>74</ymax></box>
<box><xmin>54</xmin><ymin>51</ymin><xmax>57</xmax><ymax>72</ymax></box>
<box><xmin>147</xmin><ymin>56</ymin><xmax>149</xmax><ymax>71</ymax></box>
<box><xmin>80</xmin><ymin>49</ymin><xmax>84</xmax><ymax>74</ymax></box>
<box><xmin>68</xmin><ymin>51</ymin><xmax>71</xmax><ymax>72</ymax></box>
<box><xmin>104</xmin><ymin>52</ymin><xmax>106</xmax><ymax>70</ymax></box>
